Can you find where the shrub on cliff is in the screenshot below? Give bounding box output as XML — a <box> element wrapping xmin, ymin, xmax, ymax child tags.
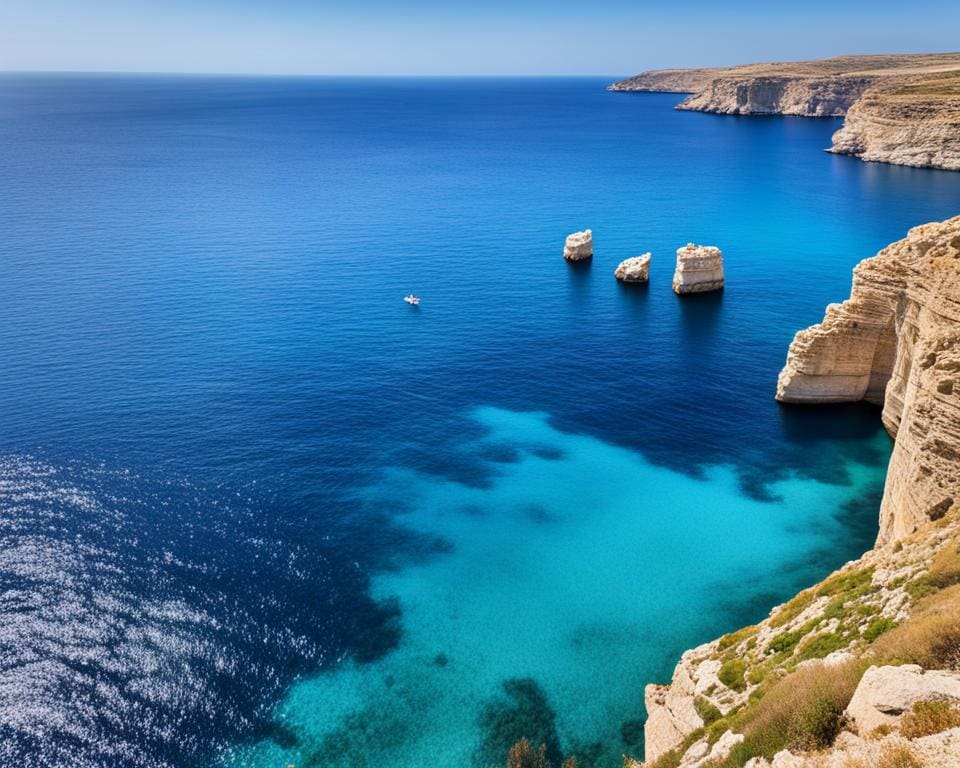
<box><xmin>712</xmin><ymin>659</ymin><xmax>866</xmax><ymax>766</ymax></box>
<box><xmin>718</xmin><ymin>659</ymin><xmax>747</xmax><ymax>692</ymax></box>
<box><xmin>900</xmin><ymin>698</ymin><xmax>960</xmax><ymax>738</ymax></box>
<box><xmin>506</xmin><ymin>739</ymin><xmax>576</xmax><ymax>768</ymax></box>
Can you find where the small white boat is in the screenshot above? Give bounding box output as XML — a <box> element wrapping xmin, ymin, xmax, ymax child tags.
<box><xmin>404</xmin><ymin>294</ymin><xmax>421</xmax><ymax>306</ymax></box>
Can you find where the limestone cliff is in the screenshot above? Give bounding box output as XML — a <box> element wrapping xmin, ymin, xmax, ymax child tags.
<box><xmin>609</xmin><ymin>52</ymin><xmax>960</xmax><ymax>171</ymax></box>
<box><xmin>829</xmin><ymin>72</ymin><xmax>960</xmax><ymax>170</ymax></box>
<box><xmin>777</xmin><ymin>217</ymin><xmax>960</xmax><ymax>545</ymax></box>
<box><xmin>633</xmin><ymin>219</ymin><xmax>960</xmax><ymax>768</ymax></box>
<box><xmin>677</xmin><ymin>75</ymin><xmax>875</xmax><ymax>117</ymax></box>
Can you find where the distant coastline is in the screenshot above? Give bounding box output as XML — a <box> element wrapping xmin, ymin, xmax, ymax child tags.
<box><xmin>609</xmin><ymin>52</ymin><xmax>960</xmax><ymax>171</ymax></box>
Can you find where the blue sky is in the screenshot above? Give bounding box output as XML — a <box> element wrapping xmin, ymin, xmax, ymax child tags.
<box><xmin>2</xmin><ymin>0</ymin><xmax>960</xmax><ymax>75</ymax></box>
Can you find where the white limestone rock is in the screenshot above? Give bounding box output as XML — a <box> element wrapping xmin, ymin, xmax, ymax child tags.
<box><xmin>614</xmin><ymin>254</ymin><xmax>651</xmax><ymax>283</ymax></box>
<box><xmin>706</xmin><ymin>731</ymin><xmax>744</xmax><ymax>764</ymax></box>
<box><xmin>678</xmin><ymin>738</ymin><xmax>709</xmax><ymax>766</ymax></box>
<box><xmin>563</xmin><ymin>229</ymin><xmax>593</xmax><ymax>261</ymax></box>
<box><xmin>643</xmin><ymin>661</ymin><xmax>703</xmax><ymax>765</ymax></box>
<box><xmin>770</xmin><ymin>750</ymin><xmax>804</xmax><ymax>768</ymax></box>
<box><xmin>846</xmin><ymin>665</ymin><xmax>960</xmax><ymax>735</ymax></box>
<box><xmin>672</xmin><ymin>243</ymin><xmax>724</xmax><ymax>294</ymax></box>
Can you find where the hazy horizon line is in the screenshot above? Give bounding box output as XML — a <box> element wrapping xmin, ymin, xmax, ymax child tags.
<box><xmin>4</xmin><ymin>49</ymin><xmax>958</xmax><ymax>81</ymax></box>
<box><xmin>0</xmin><ymin>68</ymin><xmax>632</xmax><ymax>79</ymax></box>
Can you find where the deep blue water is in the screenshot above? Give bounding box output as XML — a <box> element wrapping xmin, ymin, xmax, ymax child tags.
<box><xmin>1</xmin><ymin>74</ymin><xmax>959</xmax><ymax>768</ymax></box>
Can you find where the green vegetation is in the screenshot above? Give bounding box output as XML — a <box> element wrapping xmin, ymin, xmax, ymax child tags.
<box><xmin>821</xmin><ymin>598</ymin><xmax>848</xmax><ymax>622</ymax></box>
<box><xmin>746</xmin><ymin>662</ymin><xmax>771</xmax><ymax>687</ymax></box>
<box><xmin>718</xmin><ymin>659</ymin><xmax>747</xmax><ymax>692</ymax></box>
<box><xmin>900</xmin><ymin>698</ymin><xmax>960</xmax><ymax>738</ymax></box>
<box><xmin>718</xmin><ymin>625</ymin><xmax>757</xmax><ymax>652</ymax></box>
<box><xmin>694</xmin><ymin>697</ymin><xmax>722</xmax><ymax>726</ymax></box>
<box><xmin>862</xmin><ymin>617</ymin><xmax>896</xmax><ymax>642</ymax></box>
<box><xmin>796</xmin><ymin>631</ymin><xmax>849</xmax><ymax>662</ymax></box>
<box><xmin>815</xmin><ymin>567</ymin><xmax>875</xmax><ymax>599</ymax></box>
<box><xmin>768</xmin><ymin>591</ymin><xmax>813</xmax><ymax>628</ymax></box>
<box><xmin>766</xmin><ymin>626</ymin><xmax>807</xmax><ymax>656</ymax></box>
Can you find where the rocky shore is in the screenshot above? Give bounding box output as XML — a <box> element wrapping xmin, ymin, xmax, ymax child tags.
<box><xmin>609</xmin><ymin>53</ymin><xmax>960</xmax><ymax>170</ymax></box>
<box><xmin>631</xmin><ymin>217</ymin><xmax>960</xmax><ymax>767</ymax></box>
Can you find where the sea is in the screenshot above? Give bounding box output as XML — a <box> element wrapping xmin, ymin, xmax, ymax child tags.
<box><xmin>2</xmin><ymin>74</ymin><xmax>960</xmax><ymax>768</ymax></box>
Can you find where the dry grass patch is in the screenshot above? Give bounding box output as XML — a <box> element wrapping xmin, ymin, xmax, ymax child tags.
<box><xmin>875</xmin><ymin>743</ymin><xmax>922</xmax><ymax>768</ymax></box>
<box><xmin>900</xmin><ymin>697</ymin><xmax>960</xmax><ymax>738</ymax></box>
<box><xmin>870</xmin><ymin>585</ymin><xmax>960</xmax><ymax>669</ymax></box>
<box><xmin>906</xmin><ymin>537</ymin><xmax>960</xmax><ymax>600</ymax></box>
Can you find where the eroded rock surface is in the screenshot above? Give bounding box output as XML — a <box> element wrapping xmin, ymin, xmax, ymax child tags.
<box><xmin>776</xmin><ymin>216</ymin><xmax>960</xmax><ymax>544</ymax></box>
<box><xmin>563</xmin><ymin>230</ymin><xmax>593</xmax><ymax>261</ymax></box>
<box><xmin>830</xmin><ymin>73</ymin><xmax>960</xmax><ymax>170</ymax></box>
<box><xmin>615</xmin><ymin>254</ymin><xmax>651</xmax><ymax>283</ymax></box>
<box><xmin>678</xmin><ymin>75</ymin><xmax>874</xmax><ymax>116</ymax></box>
<box><xmin>672</xmin><ymin>244</ymin><xmax>724</xmax><ymax>295</ymax></box>
<box><xmin>846</xmin><ymin>665</ymin><xmax>960</xmax><ymax>734</ymax></box>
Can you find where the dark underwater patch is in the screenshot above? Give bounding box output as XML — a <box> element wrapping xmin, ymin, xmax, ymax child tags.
<box><xmin>529</xmin><ymin>444</ymin><xmax>564</xmax><ymax>461</ymax></box>
<box><xmin>620</xmin><ymin>718</ymin><xmax>644</xmax><ymax>747</ymax></box>
<box><xmin>302</xmin><ymin>702</ymin><xmax>414</xmax><ymax>768</ymax></box>
<box><xmin>525</xmin><ymin>503</ymin><xmax>558</xmax><ymax>524</ymax></box>
<box><xmin>480</xmin><ymin>442</ymin><xmax>522</xmax><ymax>464</ymax></box>
<box><xmin>475</xmin><ymin>677</ymin><xmax>562</xmax><ymax>768</ymax></box>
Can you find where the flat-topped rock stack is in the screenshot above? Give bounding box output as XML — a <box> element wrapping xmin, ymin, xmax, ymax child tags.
<box><xmin>614</xmin><ymin>254</ymin><xmax>651</xmax><ymax>283</ymax></box>
<box><xmin>672</xmin><ymin>243</ymin><xmax>724</xmax><ymax>294</ymax></box>
<box><xmin>563</xmin><ymin>229</ymin><xmax>593</xmax><ymax>261</ymax></box>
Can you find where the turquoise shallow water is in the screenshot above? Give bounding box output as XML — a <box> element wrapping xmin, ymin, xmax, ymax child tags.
<box><xmin>2</xmin><ymin>75</ymin><xmax>958</xmax><ymax>767</ymax></box>
<box><xmin>223</xmin><ymin>408</ymin><xmax>890</xmax><ymax>767</ymax></box>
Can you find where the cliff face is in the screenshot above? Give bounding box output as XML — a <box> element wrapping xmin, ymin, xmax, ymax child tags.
<box><xmin>830</xmin><ymin>73</ymin><xmax>960</xmax><ymax>170</ymax></box>
<box><xmin>609</xmin><ymin>52</ymin><xmax>960</xmax><ymax>171</ymax></box>
<box><xmin>777</xmin><ymin>217</ymin><xmax>960</xmax><ymax>545</ymax></box>
<box><xmin>636</xmin><ymin>219</ymin><xmax>960</xmax><ymax>767</ymax></box>
<box><xmin>677</xmin><ymin>75</ymin><xmax>876</xmax><ymax>117</ymax></box>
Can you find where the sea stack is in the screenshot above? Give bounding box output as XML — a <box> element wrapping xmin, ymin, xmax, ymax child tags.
<box><xmin>614</xmin><ymin>254</ymin><xmax>651</xmax><ymax>283</ymax></box>
<box><xmin>563</xmin><ymin>229</ymin><xmax>593</xmax><ymax>261</ymax></box>
<box><xmin>672</xmin><ymin>243</ymin><xmax>724</xmax><ymax>294</ymax></box>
